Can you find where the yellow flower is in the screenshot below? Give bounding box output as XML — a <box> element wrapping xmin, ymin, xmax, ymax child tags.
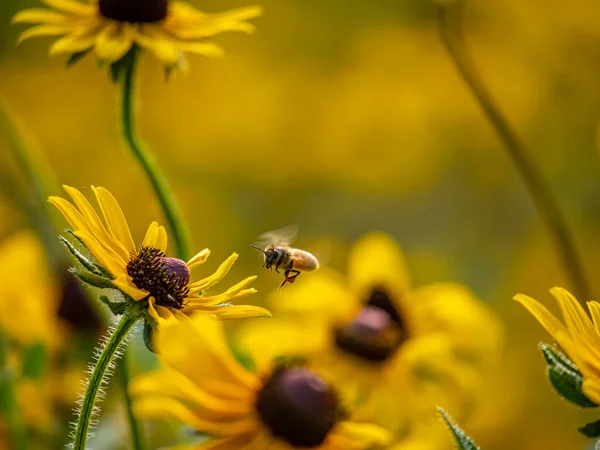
<box><xmin>515</xmin><ymin>287</ymin><xmax>600</xmax><ymax>404</ymax></box>
<box><xmin>0</xmin><ymin>232</ymin><xmax>62</xmax><ymax>349</ymax></box>
<box><xmin>13</xmin><ymin>0</ymin><xmax>261</xmax><ymax>70</ymax></box>
<box><xmin>48</xmin><ymin>185</ymin><xmax>270</xmax><ymax>322</ymax></box>
<box><xmin>131</xmin><ymin>312</ymin><xmax>391</xmax><ymax>450</ymax></box>
<box><xmin>236</xmin><ymin>232</ymin><xmax>502</xmax><ymax>440</ymax></box>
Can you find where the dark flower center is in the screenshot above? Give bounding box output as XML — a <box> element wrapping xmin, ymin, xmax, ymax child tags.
<box><xmin>99</xmin><ymin>0</ymin><xmax>168</xmax><ymax>23</ymax></box>
<box><xmin>334</xmin><ymin>288</ymin><xmax>407</xmax><ymax>362</ymax></box>
<box><xmin>255</xmin><ymin>367</ymin><xmax>341</xmax><ymax>448</ymax></box>
<box><xmin>126</xmin><ymin>246</ymin><xmax>190</xmax><ymax>309</ymax></box>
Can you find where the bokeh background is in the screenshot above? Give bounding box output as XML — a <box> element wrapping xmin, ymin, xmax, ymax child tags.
<box><xmin>2</xmin><ymin>0</ymin><xmax>600</xmax><ymax>448</ymax></box>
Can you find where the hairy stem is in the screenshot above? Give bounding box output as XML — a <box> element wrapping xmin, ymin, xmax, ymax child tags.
<box><xmin>72</xmin><ymin>314</ymin><xmax>137</xmax><ymax>450</ymax></box>
<box><xmin>120</xmin><ymin>47</ymin><xmax>191</xmax><ymax>261</ymax></box>
<box><xmin>438</xmin><ymin>1</ymin><xmax>590</xmax><ymax>302</ymax></box>
<box><xmin>120</xmin><ymin>349</ymin><xmax>147</xmax><ymax>450</ymax></box>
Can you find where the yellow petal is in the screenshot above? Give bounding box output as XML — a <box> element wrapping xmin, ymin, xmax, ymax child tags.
<box><xmin>273</xmin><ymin>269</ymin><xmax>356</xmax><ymax>320</ymax></box>
<box><xmin>72</xmin><ymin>230</ymin><xmax>125</xmax><ymax>276</ymax></box>
<box><xmin>41</xmin><ymin>0</ymin><xmax>94</xmax><ymax>15</ymax></box>
<box><xmin>95</xmin><ymin>22</ymin><xmax>135</xmax><ymax>62</ymax></box>
<box><xmin>12</xmin><ymin>9</ymin><xmax>68</xmax><ymax>24</ymax></box>
<box><xmin>328</xmin><ymin>421</ymin><xmax>391</xmax><ymax>450</ymax></box>
<box><xmin>197</xmin><ymin>434</ymin><xmax>260</xmax><ymax>450</ymax></box>
<box><xmin>48</xmin><ymin>196</ymin><xmax>92</xmax><ymax>233</ymax></box>
<box><xmin>135</xmin><ymin>25</ymin><xmax>180</xmax><ymax>65</ymax></box>
<box><xmin>176</xmin><ymin>41</ymin><xmax>223</xmax><ymax>58</ymax></box>
<box><xmin>133</xmin><ymin>397</ymin><xmax>256</xmax><ymax>436</ymax></box>
<box><xmin>348</xmin><ymin>232</ymin><xmax>411</xmax><ymax>305</ymax></box>
<box><xmin>16</xmin><ymin>24</ymin><xmax>74</xmax><ymax>44</ymax></box>
<box><xmin>208</xmin><ymin>305</ymin><xmax>271</xmax><ymax>320</ymax></box>
<box><xmin>588</xmin><ymin>301</ymin><xmax>600</xmax><ymax>335</ymax></box>
<box><xmin>112</xmin><ymin>274</ymin><xmax>147</xmax><ymax>301</ymax></box>
<box><xmin>551</xmin><ymin>287</ymin><xmax>597</xmax><ymax>342</ymax></box>
<box><xmin>191</xmin><ymin>276</ymin><xmax>257</xmax><ymax>304</ymax></box>
<box><xmin>63</xmin><ymin>185</ymin><xmax>129</xmax><ymax>261</ymax></box>
<box><xmin>92</xmin><ymin>186</ymin><xmax>136</xmax><ymax>253</ymax></box>
<box><xmin>132</xmin><ymin>368</ymin><xmax>252</xmax><ymax>418</ymax></box>
<box><xmin>156</xmin><ymin>315</ymin><xmax>257</xmax><ymax>391</ymax></box>
<box><xmin>513</xmin><ymin>293</ymin><xmax>567</xmax><ymax>341</ymax></box>
<box><xmin>49</xmin><ymin>30</ymin><xmax>97</xmax><ymax>55</ymax></box>
<box><xmin>189</xmin><ymin>253</ymin><xmax>238</xmax><ymax>291</ymax></box>
<box><xmin>155</xmin><ymin>225</ymin><xmax>168</xmax><ymax>253</ymax></box>
<box><xmin>187</xmin><ymin>248</ymin><xmax>211</xmax><ymax>269</ymax></box>
<box><xmin>582</xmin><ymin>378</ymin><xmax>600</xmax><ymax>405</ymax></box>
<box><xmin>142</xmin><ymin>222</ymin><xmax>159</xmax><ymax>248</ymax></box>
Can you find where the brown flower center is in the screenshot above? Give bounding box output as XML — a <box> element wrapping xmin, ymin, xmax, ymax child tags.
<box><xmin>255</xmin><ymin>367</ymin><xmax>342</xmax><ymax>448</ymax></box>
<box><xmin>126</xmin><ymin>246</ymin><xmax>190</xmax><ymax>309</ymax></box>
<box><xmin>334</xmin><ymin>288</ymin><xmax>407</xmax><ymax>362</ymax></box>
<box><xmin>99</xmin><ymin>0</ymin><xmax>168</xmax><ymax>23</ymax></box>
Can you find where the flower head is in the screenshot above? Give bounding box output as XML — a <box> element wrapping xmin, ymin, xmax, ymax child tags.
<box><xmin>236</xmin><ymin>233</ymin><xmax>502</xmax><ymax>440</ymax></box>
<box><xmin>131</xmin><ymin>312</ymin><xmax>390</xmax><ymax>450</ymax></box>
<box><xmin>515</xmin><ymin>287</ymin><xmax>600</xmax><ymax>404</ymax></box>
<box><xmin>13</xmin><ymin>0</ymin><xmax>262</xmax><ymax>71</ymax></box>
<box><xmin>49</xmin><ymin>185</ymin><xmax>270</xmax><ymax>324</ymax></box>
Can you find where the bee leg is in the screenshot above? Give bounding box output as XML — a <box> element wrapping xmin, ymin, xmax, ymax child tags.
<box><xmin>275</xmin><ymin>261</ymin><xmax>281</xmax><ymax>274</ymax></box>
<box><xmin>286</xmin><ymin>269</ymin><xmax>301</xmax><ymax>284</ymax></box>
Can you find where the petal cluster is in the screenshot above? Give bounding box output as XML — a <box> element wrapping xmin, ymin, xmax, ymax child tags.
<box><xmin>515</xmin><ymin>287</ymin><xmax>600</xmax><ymax>403</ymax></box>
<box><xmin>131</xmin><ymin>313</ymin><xmax>390</xmax><ymax>450</ymax></box>
<box><xmin>236</xmin><ymin>232</ymin><xmax>502</xmax><ymax>440</ymax></box>
<box><xmin>49</xmin><ymin>185</ymin><xmax>270</xmax><ymax>321</ymax></box>
<box><xmin>13</xmin><ymin>0</ymin><xmax>262</xmax><ymax>69</ymax></box>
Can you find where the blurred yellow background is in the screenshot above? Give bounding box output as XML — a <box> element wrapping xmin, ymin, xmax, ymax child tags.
<box><xmin>2</xmin><ymin>0</ymin><xmax>600</xmax><ymax>448</ymax></box>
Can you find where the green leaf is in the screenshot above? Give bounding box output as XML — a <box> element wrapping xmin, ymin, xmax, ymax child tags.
<box><xmin>70</xmin><ymin>267</ymin><xmax>114</xmax><ymax>289</ymax></box>
<box><xmin>579</xmin><ymin>420</ymin><xmax>600</xmax><ymax>438</ymax></box>
<box><xmin>20</xmin><ymin>342</ymin><xmax>46</xmax><ymax>380</ymax></box>
<box><xmin>64</xmin><ymin>231</ymin><xmax>113</xmax><ymax>279</ymax></box>
<box><xmin>65</xmin><ymin>50</ymin><xmax>90</xmax><ymax>68</ymax></box>
<box><xmin>540</xmin><ymin>343</ymin><xmax>597</xmax><ymax>408</ymax></box>
<box><xmin>99</xmin><ymin>295</ymin><xmax>128</xmax><ymax>316</ymax></box>
<box><xmin>59</xmin><ymin>235</ymin><xmax>104</xmax><ymax>276</ymax></box>
<box><xmin>438</xmin><ymin>407</ymin><xmax>479</xmax><ymax>450</ymax></box>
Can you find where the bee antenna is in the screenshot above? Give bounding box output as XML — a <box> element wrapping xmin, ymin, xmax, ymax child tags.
<box><xmin>249</xmin><ymin>244</ymin><xmax>266</xmax><ymax>254</ymax></box>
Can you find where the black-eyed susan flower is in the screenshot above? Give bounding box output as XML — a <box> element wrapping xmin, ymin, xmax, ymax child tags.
<box><xmin>49</xmin><ymin>185</ymin><xmax>270</xmax><ymax>329</ymax></box>
<box><xmin>131</xmin><ymin>311</ymin><xmax>391</xmax><ymax>450</ymax></box>
<box><xmin>515</xmin><ymin>287</ymin><xmax>600</xmax><ymax>405</ymax></box>
<box><xmin>236</xmin><ymin>232</ymin><xmax>502</xmax><ymax>443</ymax></box>
<box><xmin>13</xmin><ymin>0</ymin><xmax>261</xmax><ymax>70</ymax></box>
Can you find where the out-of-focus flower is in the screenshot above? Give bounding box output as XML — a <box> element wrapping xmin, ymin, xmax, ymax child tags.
<box><xmin>13</xmin><ymin>0</ymin><xmax>261</xmax><ymax>70</ymax></box>
<box><xmin>131</xmin><ymin>312</ymin><xmax>391</xmax><ymax>450</ymax></box>
<box><xmin>0</xmin><ymin>232</ymin><xmax>62</xmax><ymax>349</ymax></box>
<box><xmin>0</xmin><ymin>232</ymin><xmax>80</xmax><ymax>433</ymax></box>
<box><xmin>49</xmin><ymin>185</ymin><xmax>270</xmax><ymax>324</ymax></box>
<box><xmin>515</xmin><ymin>287</ymin><xmax>600</xmax><ymax>404</ymax></box>
<box><xmin>236</xmin><ymin>232</ymin><xmax>502</xmax><ymax>442</ymax></box>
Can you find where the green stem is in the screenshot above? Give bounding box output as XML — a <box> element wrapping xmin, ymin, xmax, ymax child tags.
<box><xmin>120</xmin><ymin>349</ymin><xmax>147</xmax><ymax>450</ymax></box>
<box><xmin>438</xmin><ymin>1</ymin><xmax>591</xmax><ymax>302</ymax></box>
<box><xmin>72</xmin><ymin>313</ymin><xmax>138</xmax><ymax>450</ymax></box>
<box><xmin>119</xmin><ymin>47</ymin><xmax>191</xmax><ymax>261</ymax></box>
<box><xmin>0</xmin><ymin>331</ymin><xmax>27</xmax><ymax>450</ymax></box>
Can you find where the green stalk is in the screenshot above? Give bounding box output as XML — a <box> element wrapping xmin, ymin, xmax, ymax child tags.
<box><xmin>120</xmin><ymin>349</ymin><xmax>147</xmax><ymax>450</ymax></box>
<box><xmin>0</xmin><ymin>99</ymin><xmax>64</xmax><ymax>269</ymax></box>
<box><xmin>0</xmin><ymin>331</ymin><xmax>27</xmax><ymax>450</ymax></box>
<box><xmin>72</xmin><ymin>313</ymin><xmax>138</xmax><ymax>450</ymax></box>
<box><xmin>437</xmin><ymin>1</ymin><xmax>591</xmax><ymax>302</ymax></box>
<box><xmin>119</xmin><ymin>47</ymin><xmax>191</xmax><ymax>261</ymax></box>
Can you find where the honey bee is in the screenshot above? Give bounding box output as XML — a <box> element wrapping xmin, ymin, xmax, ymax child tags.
<box><xmin>250</xmin><ymin>225</ymin><xmax>319</xmax><ymax>290</ymax></box>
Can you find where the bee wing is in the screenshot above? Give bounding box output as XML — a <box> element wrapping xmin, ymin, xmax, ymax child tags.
<box><xmin>256</xmin><ymin>225</ymin><xmax>299</xmax><ymax>246</ymax></box>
